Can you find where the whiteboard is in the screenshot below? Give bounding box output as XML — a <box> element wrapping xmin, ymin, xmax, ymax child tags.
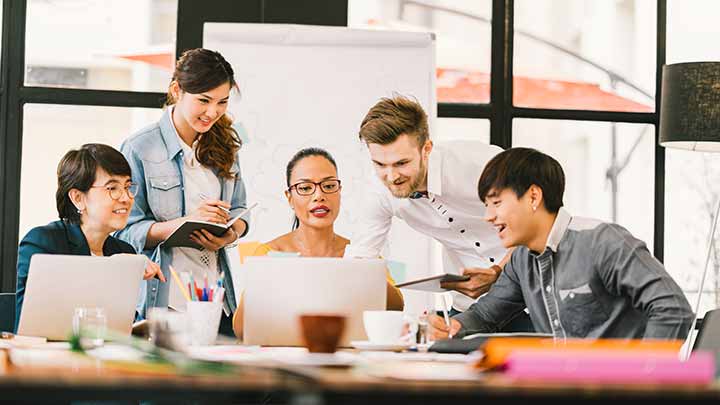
<box><xmin>204</xmin><ymin>23</ymin><xmax>437</xmax><ymax>314</ymax></box>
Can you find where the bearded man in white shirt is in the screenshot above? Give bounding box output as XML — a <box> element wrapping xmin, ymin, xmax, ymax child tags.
<box><xmin>346</xmin><ymin>96</ymin><xmax>529</xmax><ymax>329</ymax></box>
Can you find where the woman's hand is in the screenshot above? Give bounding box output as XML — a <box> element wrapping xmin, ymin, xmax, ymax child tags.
<box><xmin>190</xmin><ymin>228</ymin><xmax>238</xmax><ymax>252</ymax></box>
<box><xmin>189</xmin><ymin>199</ymin><xmax>231</xmax><ymax>224</ymax></box>
<box><xmin>143</xmin><ymin>258</ymin><xmax>166</xmax><ymax>282</ymax></box>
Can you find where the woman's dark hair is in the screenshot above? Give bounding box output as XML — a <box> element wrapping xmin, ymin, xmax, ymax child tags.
<box><xmin>477</xmin><ymin>147</ymin><xmax>565</xmax><ymax>213</ymax></box>
<box><xmin>166</xmin><ymin>48</ymin><xmax>241</xmax><ymax>178</ymax></box>
<box><xmin>56</xmin><ymin>143</ymin><xmax>132</xmax><ymax>224</ymax></box>
<box><xmin>285</xmin><ymin>148</ymin><xmax>338</xmax><ymax>230</ymax></box>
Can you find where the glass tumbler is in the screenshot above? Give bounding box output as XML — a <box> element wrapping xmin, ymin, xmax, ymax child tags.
<box><xmin>72</xmin><ymin>307</ymin><xmax>107</xmax><ymax>349</ymax></box>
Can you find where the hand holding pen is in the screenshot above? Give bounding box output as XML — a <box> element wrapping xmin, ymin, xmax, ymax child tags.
<box><xmin>189</xmin><ymin>193</ymin><xmax>230</xmax><ymax>224</ymax></box>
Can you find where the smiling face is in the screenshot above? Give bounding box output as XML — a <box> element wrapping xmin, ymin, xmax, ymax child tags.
<box><xmin>172</xmin><ymin>81</ymin><xmax>231</xmax><ymax>136</ymax></box>
<box><xmin>286</xmin><ymin>155</ymin><xmax>342</xmax><ymax>230</ymax></box>
<box><xmin>483</xmin><ymin>187</ymin><xmax>538</xmax><ymax>249</ymax></box>
<box><xmin>71</xmin><ymin>168</ymin><xmax>134</xmax><ymax>234</ymax></box>
<box><xmin>367</xmin><ymin>134</ymin><xmax>432</xmax><ymax>198</ymax></box>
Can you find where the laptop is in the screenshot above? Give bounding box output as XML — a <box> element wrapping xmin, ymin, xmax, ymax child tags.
<box><xmin>243</xmin><ymin>257</ymin><xmax>386</xmax><ymax>347</ymax></box>
<box><xmin>17</xmin><ymin>254</ymin><xmax>146</xmax><ymax>341</ymax></box>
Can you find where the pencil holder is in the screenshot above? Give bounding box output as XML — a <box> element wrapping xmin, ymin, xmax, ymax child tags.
<box><xmin>186</xmin><ymin>301</ymin><xmax>223</xmax><ymax>346</ymax></box>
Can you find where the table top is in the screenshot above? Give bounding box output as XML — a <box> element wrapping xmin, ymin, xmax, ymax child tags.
<box><xmin>0</xmin><ymin>345</ymin><xmax>719</xmax><ymax>403</ymax></box>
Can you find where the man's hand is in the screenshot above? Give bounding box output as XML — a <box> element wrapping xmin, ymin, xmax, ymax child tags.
<box><xmin>190</xmin><ymin>228</ymin><xmax>238</xmax><ymax>252</ymax></box>
<box><xmin>429</xmin><ymin>314</ymin><xmax>462</xmax><ymax>340</ymax></box>
<box><xmin>441</xmin><ymin>265</ymin><xmax>502</xmax><ymax>299</ymax></box>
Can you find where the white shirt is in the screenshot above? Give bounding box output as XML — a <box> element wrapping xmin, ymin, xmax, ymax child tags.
<box><xmin>166</xmin><ymin>107</ymin><xmax>221</xmax><ymax>311</ymax></box>
<box><xmin>345</xmin><ymin>141</ymin><xmax>506</xmax><ymax>311</ymax></box>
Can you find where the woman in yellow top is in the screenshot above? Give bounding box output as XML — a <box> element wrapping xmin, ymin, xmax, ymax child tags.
<box><xmin>232</xmin><ymin>147</ymin><xmax>403</xmax><ymax>338</ymax></box>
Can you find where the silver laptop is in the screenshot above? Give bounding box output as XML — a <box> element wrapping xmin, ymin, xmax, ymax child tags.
<box><xmin>18</xmin><ymin>254</ymin><xmax>146</xmax><ymax>340</ymax></box>
<box><xmin>243</xmin><ymin>257</ymin><xmax>386</xmax><ymax>347</ymax></box>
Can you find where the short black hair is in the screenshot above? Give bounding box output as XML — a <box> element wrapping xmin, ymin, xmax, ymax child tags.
<box><xmin>285</xmin><ymin>147</ymin><xmax>338</xmax><ymax>230</ymax></box>
<box><xmin>477</xmin><ymin>147</ymin><xmax>565</xmax><ymax>213</ymax></box>
<box><xmin>56</xmin><ymin>143</ymin><xmax>132</xmax><ymax>224</ymax></box>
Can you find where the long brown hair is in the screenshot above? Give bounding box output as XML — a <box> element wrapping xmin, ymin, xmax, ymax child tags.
<box><xmin>166</xmin><ymin>48</ymin><xmax>241</xmax><ymax>178</ymax></box>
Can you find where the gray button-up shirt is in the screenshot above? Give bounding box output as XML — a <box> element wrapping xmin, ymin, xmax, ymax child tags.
<box><xmin>453</xmin><ymin>208</ymin><xmax>693</xmax><ymax>340</ymax></box>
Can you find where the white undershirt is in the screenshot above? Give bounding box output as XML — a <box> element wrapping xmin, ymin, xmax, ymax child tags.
<box><xmin>167</xmin><ymin>106</ymin><xmax>221</xmax><ymax>311</ymax></box>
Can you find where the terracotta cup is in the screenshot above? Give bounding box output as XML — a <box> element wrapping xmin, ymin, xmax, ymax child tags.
<box><xmin>299</xmin><ymin>314</ymin><xmax>346</xmax><ymax>353</ymax></box>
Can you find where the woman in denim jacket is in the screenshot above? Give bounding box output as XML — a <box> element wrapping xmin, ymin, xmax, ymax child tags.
<box><xmin>116</xmin><ymin>49</ymin><xmax>248</xmax><ymax>335</ymax></box>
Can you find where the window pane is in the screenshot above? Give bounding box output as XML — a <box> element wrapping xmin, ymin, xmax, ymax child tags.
<box><xmin>25</xmin><ymin>0</ymin><xmax>177</xmax><ymax>92</ymax></box>
<box><xmin>514</xmin><ymin>0</ymin><xmax>655</xmax><ymax>112</ymax></box>
<box><xmin>348</xmin><ymin>0</ymin><xmax>492</xmax><ymax>104</ymax></box>
<box><xmin>665</xmin><ymin>151</ymin><xmax>720</xmax><ymax>317</ymax></box>
<box><xmin>665</xmin><ymin>0</ymin><xmax>720</xmax><ymax>317</ymax></box>
<box><xmin>667</xmin><ymin>0</ymin><xmax>720</xmax><ymax>63</ymax></box>
<box><xmin>435</xmin><ymin>118</ymin><xmax>489</xmax><ymax>144</ymax></box>
<box><xmin>20</xmin><ymin>104</ymin><xmax>163</xmax><ymax>238</ymax></box>
<box><xmin>513</xmin><ymin>119</ymin><xmax>655</xmax><ymax>250</ymax></box>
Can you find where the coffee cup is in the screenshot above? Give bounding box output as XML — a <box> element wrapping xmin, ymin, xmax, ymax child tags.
<box><xmin>363</xmin><ymin>310</ymin><xmax>404</xmax><ymax>343</ymax></box>
<box><xmin>299</xmin><ymin>314</ymin><xmax>346</xmax><ymax>353</ymax></box>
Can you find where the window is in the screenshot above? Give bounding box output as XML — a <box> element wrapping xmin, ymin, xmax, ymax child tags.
<box><xmin>513</xmin><ymin>0</ymin><xmax>656</xmax><ymax>112</ymax></box>
<box><xmin>513</xmin><ymin>119</ymin><xmax>655</xmax><ymax>250</ymax></box>
<box><xmin>349</xmin><ymin>0</ymin><xmax>492</xmax><ymax>104</ymax></box>
<box><xmin>19</xmin><ymin>104</ymin><xmax>163</xmax><ymax>239</ymax></box>
<box><xmin>665</xmin><ymin>0</ymin><xmax>720</xmax><ymax>316</ymax></box>
<box><xmin>25</xmin><ymin>0</ymin><xmax>177</xmax><ymax>92</ymax></box>
<box><xmin>435</xmin><ymin>118</ymin><xmax>490</xmax><ymax>144</ymax></box>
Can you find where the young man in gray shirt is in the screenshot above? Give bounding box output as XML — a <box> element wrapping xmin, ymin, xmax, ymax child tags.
<box><xmin>430</xmin><ymin>147</ymin><xmax>693</xmax><ymax>340</ymax></box>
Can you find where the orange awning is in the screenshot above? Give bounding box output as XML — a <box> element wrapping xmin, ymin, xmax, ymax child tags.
<box><xmin>437</xmin><ymin>68</ymin><xmax>653</xmax><ymax>112</ymax></box>
<box><xmin>116</xmin><ymin>52</ymin><xmax>652</xmax><ymax>113</ymax></box>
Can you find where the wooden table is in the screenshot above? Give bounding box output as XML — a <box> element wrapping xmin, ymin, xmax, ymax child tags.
<box><xmin>1</xmin><ymin>348</ymin><xmax>719</xmax><ymax>404</ymax></box>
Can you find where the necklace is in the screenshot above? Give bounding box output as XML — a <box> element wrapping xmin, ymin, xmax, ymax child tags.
<box><xmin>294</xmin><ymin>232</ymin><xmax>338</xmax><ymax>257</ymax></box>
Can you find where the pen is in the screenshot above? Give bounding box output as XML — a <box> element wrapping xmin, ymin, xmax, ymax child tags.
<box><xmin>442</xmin><ymin>293</ymin><xmax>453</xmax><ymax>339</ymax></box>
<box><xmin>199</xmin><ymin>192</ymin><xmax>231</xmax><ymax>213</ymax></box>
<box><xmin>169</xmin><ymin>265</ymin><xmax>192</xmax><ymax>302</ymax></box>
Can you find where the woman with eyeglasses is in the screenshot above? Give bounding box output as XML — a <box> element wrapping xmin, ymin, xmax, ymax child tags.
<box><xmin>15</xmin><ymin>143</ymin><xmax>165</xmax><ymax>331</ymax></box>
<box><xmin>116</xmin><ymin>48</ymin><xmax>248</xmax><ymax>335</ymax></box>
<box><xmin>232</xmin><ymin>147</ymin><xmax>403</xmax><ymax>338</ymax></box>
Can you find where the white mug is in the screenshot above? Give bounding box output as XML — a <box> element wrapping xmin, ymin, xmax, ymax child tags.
<box><xmin>363</xmin><ymin>310</ymin><xmax>404</xmax><ymax>343</ymax></box>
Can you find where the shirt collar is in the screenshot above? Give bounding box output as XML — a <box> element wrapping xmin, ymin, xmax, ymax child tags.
<box><xmin>167</xmin><ymin>106</ymin><xmax>197</xmax><ymax>166</ymax></box>
<box><xmin>426</xmin><ymin>144</ymin><xmax>442</xmax><ymax>196</ymax></box>
<box><xmin>159</xmin><ymin>106</ymin><xmax>183</xmax><ymax>160</ymax></box>
<box><xmin>545</xmin><ymin>207</ymin><xmax>572</xmax><ymax>253</ymax></box>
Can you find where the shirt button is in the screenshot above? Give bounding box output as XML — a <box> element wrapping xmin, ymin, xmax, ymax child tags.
<box><xmin>569</xmin><ymin>292</ymin><xmax>575</xmax><ymax>299</ymax></box>
<box><xmin>163</xmin><ymin>182</ymin><xmax>168</xmax><ymax>186</ymax></box>
<box><xmin>475</xmin><ymin>242</ymin><xmax>480</xmax><ymax>247</ymax></box>
<box><xmin>546</xmin><ymin>285</ymin><xmax>552</xmax><ymax>293</ymax></box>
<box><xmin>553</xmin><ymin>319</ymin><xmax>560</xmax><ymax>326</ymax></box>
<box><xmin>152</xmin><ymin>287</ymin><xmax>157</xmax><ymax>292</ymax></box>
<box><xmin>460</xmin><ymin>229</ymin><xmax>465</xmax><ymax>233</ymax></box>
<box><xmin>448</xmin><ymin>217</ymin><xmax>453</xmax><ymax>222</ymax></box>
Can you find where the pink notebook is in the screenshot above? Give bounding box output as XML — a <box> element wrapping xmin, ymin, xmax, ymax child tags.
<box><xmin>502</xmin><ymin>350</ymin><xmax>715</xmax><ymax>384</ymax></box>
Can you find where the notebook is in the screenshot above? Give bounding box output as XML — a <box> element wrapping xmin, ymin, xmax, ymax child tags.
<box><xmin>164</xmin><ymin>202</ymin><xmax>257</xmax><ymax>249</ymax></box>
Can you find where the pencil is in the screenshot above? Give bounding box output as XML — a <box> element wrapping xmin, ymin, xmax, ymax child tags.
<box><xmin>168</xmin><ymin>265</ymin><xmax>192</xmax><ymax>302</ymax></box>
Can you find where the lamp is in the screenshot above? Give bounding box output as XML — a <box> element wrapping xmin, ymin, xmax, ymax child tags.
<box><xmin>659</xmin><ymin>62</ymin><xmax>720</xmax><ymax>359</ymax></box>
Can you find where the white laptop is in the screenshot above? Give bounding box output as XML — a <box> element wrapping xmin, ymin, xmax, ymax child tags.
<box><xmin>243</xmin><ymin>257</ymin><xmax>386</xmax><ymax>347</ymax></box>
<box><xmin>17</xmin><ymin>254</ymin><xmax>146</xmax><ymax>341</ymax></box>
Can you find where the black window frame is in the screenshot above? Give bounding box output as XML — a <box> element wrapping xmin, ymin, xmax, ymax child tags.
<box><xmin>0</xmin><ymin>0</ymin><xmax>666</xmax><ymax>292</ymax></box>
<box><xmin>0</xmin><ymin>0</ymin><xmax>347</xmax><ymax>292</ymax></box>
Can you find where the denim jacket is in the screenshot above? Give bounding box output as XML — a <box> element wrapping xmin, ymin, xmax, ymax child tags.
<box><xmin>116</xmin><ymin>110</ymin><xmax>248</xmax><ymax>318</ymax></box>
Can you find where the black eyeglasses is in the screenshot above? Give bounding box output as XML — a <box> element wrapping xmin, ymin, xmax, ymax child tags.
<box><xmin>90</xmin><ymin>182</ymin><xmax>139</xmax><ymax>200</ymax></box>
<box><xmin>288</xmin><ymin>179</ymin><xmax>341</xmax><ymax>196</ymax></box>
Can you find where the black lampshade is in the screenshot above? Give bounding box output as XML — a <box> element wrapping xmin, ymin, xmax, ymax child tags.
<box><xmin>659</xmin><ymin>62</ymin><xmax>720</xmax><ymax>151</ymax></box>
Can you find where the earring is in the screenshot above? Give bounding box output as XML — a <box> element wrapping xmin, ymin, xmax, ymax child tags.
<box><xmin>532</xmin><ymin>205</ymin><xmax>537</xmax><ymax>212</ymax></box>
